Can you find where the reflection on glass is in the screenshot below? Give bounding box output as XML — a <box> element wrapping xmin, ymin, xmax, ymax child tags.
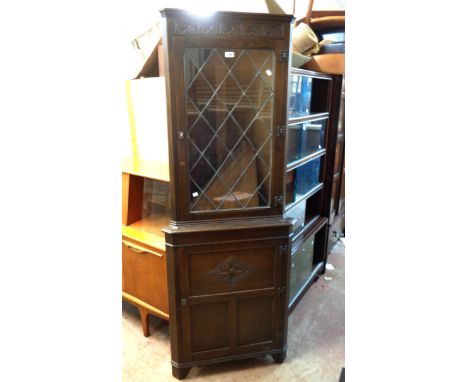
<box><xmin>285</xmin><ymin>157</ymin><xmax>322</xmax><ymax>206</ymax></box>
<box><xmin>287</xmin><ymin>118</ymin><xmax>326</xmax><ymax>164</ymax></box>
<box><xmin>289</xmin><ymin>232</ymin><xmax>315</xmax><ymax>303</ymax></box>
<box><xmin>284</xmin><ymin>200</ymin><xmax>306</xmax><ymax>236</ymax></box>
<box><xmin>184</xmin><ymin>48</ymin><xmax>275</xmax><ymax>212</ymax></box>
<box><xmin>288</xmin><ymin>74</ymin><xmax>312</xmax><ymax>118</ymax></box>
<box><xmin>129</xmin><ymin>178</ymin><xmax>171</xmax><ymax>236</ymax></box>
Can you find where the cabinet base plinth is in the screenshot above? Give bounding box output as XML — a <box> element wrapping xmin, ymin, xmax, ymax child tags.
<box><xmin>272</xmin><ymin>351</ymin><xmax>287</xmax><ymax>364</ymax></box>
<box><xmin>172</xmin><ymin>366</ymin><xmax>190</xmax><ymax>380</ymax></box>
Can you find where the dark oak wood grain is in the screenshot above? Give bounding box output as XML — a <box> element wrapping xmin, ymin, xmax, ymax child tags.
<box><xmin>159</xmin><ymin>9</ymin><xmax>295</xmax><ymax>379</ymax></box>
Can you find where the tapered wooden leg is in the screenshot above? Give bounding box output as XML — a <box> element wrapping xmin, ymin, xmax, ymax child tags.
<box><xmin>172</xmin><ymin>366</ymin><xmax>190</xmax><ymax>380</ymax></box>
<box><xmin>272</xmin><ymin>351</ymin><xmax>287</xmax><ymax>364</ymax></box>
<box><xmin>138</xmin><ymin>307</ymin><xmax>150</xmax><ymax>337</ymax></box>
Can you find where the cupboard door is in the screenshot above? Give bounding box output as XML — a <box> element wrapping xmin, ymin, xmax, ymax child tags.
<box><xmin>177</xmin><ymin>239</ymin><xmax>288</xmax><ymax>362</ymax></box>
<box><xmin>184</xmin><ymin>47</ymin><xmax>277</xmax><ymax>214</ymax></box>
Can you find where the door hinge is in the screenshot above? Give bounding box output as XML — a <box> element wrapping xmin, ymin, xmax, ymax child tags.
<box><xmin>275</xmin><ymin>331</ymin><xmax>284</xmax><ymax>340</ymax></box>
<box><xmin>279</xmin><ymin>49</ymin><xmax>289</xmax><ymax>62</ymax></box>
<box><xmin>274</xmin><ymin>195</ymin><xmax>283</xmax><ymax>206</ymax></box>
<box><xmin>279</xmin><ymin>244</ymin><xmax>288</xmax><ymax>256</ymax></box>
<box><xmin>277</xmin><ymin>286</ymin><xmax>286</xmax><ymax>296</ymax></box>
<box><xmin>276</xmin><ymin>125</ymin><xmax>286</xmax><ymax>137</ymax></box>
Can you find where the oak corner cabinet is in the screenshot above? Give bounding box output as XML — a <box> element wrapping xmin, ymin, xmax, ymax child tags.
<box><xmin>159</xmin><ymin>9</ymin><xmax>294</xmax><ymax>379</ymax></box>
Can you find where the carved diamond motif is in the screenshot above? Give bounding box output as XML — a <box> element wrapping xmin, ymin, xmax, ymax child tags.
<box><xmin>207</xmin><ymin>256</ymin><xmax>259</xmax><ymax>285</ymax></box>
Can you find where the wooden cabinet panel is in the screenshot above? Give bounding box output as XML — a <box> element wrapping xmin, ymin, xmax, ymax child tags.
<box><xmin>187</xmin><ymin>246</ymin><xmax>276</xmax><ymax>296</ymax></box>
<box><xmin>237</xmin><ymin>296</ymin><xmax>274</xmax><ymax>346</ymax></box>
<box><xmin>164</xmin><ymin>221</ymin><xmax>290</xmax><ymax>376</ymax></box>
<box><xmin>189</xmin><ymin>302</ymin><xmax>229</xmax><ymax>353</ymax></box>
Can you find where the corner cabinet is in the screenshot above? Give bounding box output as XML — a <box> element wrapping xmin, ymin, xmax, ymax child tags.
<box><xmin>122</xmin><ymin>8</ymin><xmax>345</xmax><ymax>379</ymax></box>
<box><xmin>159</xmin><ymin>9</ymin><xmax>294</xmax><ymax>379</ymax></box>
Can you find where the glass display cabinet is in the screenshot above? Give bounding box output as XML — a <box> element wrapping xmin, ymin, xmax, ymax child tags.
<box><xmin>158</xmin><ymin>9</ymin><xmax>294</xmax><ymax>379</ymax></box>
<box><xmin>283</xmin><ymin>68</ymin><xmax>333</xmax><ymax>310</ymax></box>
<box><xmin>122</xmin><ymin>8</ymin><xmax>344</xmax><ymax>379</ymax></box>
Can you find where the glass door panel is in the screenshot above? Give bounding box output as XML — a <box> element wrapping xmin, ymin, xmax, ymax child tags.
<box><xmin>285</xmin><ymin>157</ymin><xmax>322</xmax><ymax>206</ymax></box>
<box><xmin>184</xmin><ymin>48</ymin><xmax>275</xmax><ymax>212</ymax></box>
<box><xmin>288</xmin><ymin>74</ymin><xmax>312</xmax><ymax>118</ymax></box>
<box><xmin>286</xmin><ymin>118</ymin><xmax>327</xmax><ymax>164</ymax></box>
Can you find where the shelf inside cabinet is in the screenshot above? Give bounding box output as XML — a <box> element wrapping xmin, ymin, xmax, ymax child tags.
<box><xmin>286</xmin><ymin>115</ymin><xmax>327</xmax><ymax>168</ymax></box>
<box><xmin>291</xmin><ymin>215</ymin><xmax>327</xmax><ymax>245</ymax></box>
<box><xmin>285</xmin><ymin>155</ymin><xmax>324</xmax><ymax>207</ymax></box>
<box><xmin>286</xmin><ymin>149</ymin><xmax>326</xmax><ymax>172</ymax></box>
<box><xmin>285</xmin><ymin>190</ymin><xmax>324</xmax><ymax>238</ymax></box>
<box><xmin>290</xmin><ymin>67</ymin><xmax>332</xmax><ymax>79</ymax></box>
<box><xmin>285</xmin><ymin>182</ymin><xmax>323</xmax><ymax>212</ymax></box>
<box><xmin>288</xmin><ymin>69</ymin><xmax>332</xmax><ymax>118</ymax></box>
<box><xmin>288</xmin><ymin>113</ymin><xmax>329</xmax><ymax>125</ymax></box>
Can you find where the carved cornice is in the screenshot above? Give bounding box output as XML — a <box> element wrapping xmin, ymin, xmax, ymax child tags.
<box><xmin>174</xmin><ymin>21</ymin><xmax>284</xmax><ymax>39</ymax></box>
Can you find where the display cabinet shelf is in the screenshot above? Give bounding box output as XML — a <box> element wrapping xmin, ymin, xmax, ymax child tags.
<box><xmin>288</xmin><ymin>68</ymin><xmax>331</xmax><ymax>117</ymax></box>
<box><xmin>286</xmin><ymin>148</ymin><xmax>326</xmax><ymax>172</ymax></box>
<box><xmin>288</xmin><ymin>112</ymin><xmax>329</xmax><ymax>124</ymax></box>
<box><xmin>285</xmin><ymin>155</ymin><xmax>324</xmax><ymax>207</ymax></box>
<box><xmin>286</xmin><ymin>115</ymin><xmax>327</xmax><ymax>165</ymax></box>
<box><xmin>285</xmin><ymin>181</ymin><xmax>323</xmax><ymax>212</ymax></box>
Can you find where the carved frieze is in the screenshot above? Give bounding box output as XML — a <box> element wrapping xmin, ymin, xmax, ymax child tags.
<box><xmin>174</xmin><ymin>21</ymin><xmax>284</xmax><ymax>39</ymax></box>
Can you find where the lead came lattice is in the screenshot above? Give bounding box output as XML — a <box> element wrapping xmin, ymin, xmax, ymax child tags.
<box><xmin>184</xmin><ymin>48</ymin><xmax>275</xmax><ymax>212</ymax></box>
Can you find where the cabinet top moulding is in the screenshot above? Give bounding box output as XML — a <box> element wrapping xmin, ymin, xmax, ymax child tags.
<box><xmin>160</xmin><ymin>8</ymin><xmax>295</xmax><ymax>27</ymax></box>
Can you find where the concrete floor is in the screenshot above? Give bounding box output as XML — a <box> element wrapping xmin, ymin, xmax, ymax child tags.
<box><xmin>123</xmin><ymin>240</ymin><xmax>345</xmax><ymax>381</ymax></box>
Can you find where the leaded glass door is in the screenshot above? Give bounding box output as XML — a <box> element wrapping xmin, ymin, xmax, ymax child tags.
<box><xmin>163</xmin><ymin>21</ymin><xmax>291</xmax><ymax>222</ymax></box>
<box><xmin>173</xmin><ymin>42</ymin><xmax>287</xmax><ymax>220</ymax></box>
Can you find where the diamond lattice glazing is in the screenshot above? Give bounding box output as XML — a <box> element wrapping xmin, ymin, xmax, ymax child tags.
<box><xmin>184</xmin><ymin>48</ymin><xmax>275</xmax><ymax>212</ymax></box>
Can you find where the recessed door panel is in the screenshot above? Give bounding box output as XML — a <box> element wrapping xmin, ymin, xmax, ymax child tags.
<box><xmin>188</xmin><ymin>247</ymin><xmax>276</xmax><ymax>296</ymax></box>
<box><xmin>237</xmin><ymin>296</ymin><xmax>274</xmax><ymax>346</ymax></box>
<box><xmin>190</xmin><ymin>302</ymin><xmax>230</xmax><ymax>353</ymax></box>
